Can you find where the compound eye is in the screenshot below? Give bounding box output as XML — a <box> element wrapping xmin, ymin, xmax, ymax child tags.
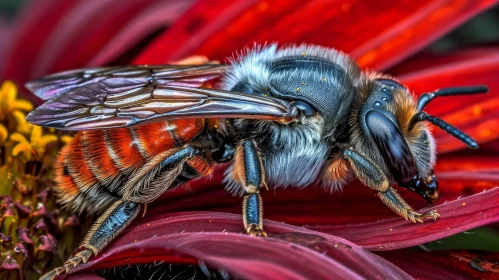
<box><xmin>292</xmin><ymin>100</ymin><xmax>317</xmax><ymax>116</ymax></box>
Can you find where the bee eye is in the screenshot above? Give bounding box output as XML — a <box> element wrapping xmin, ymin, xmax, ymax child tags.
<box><xmin>292</xmin><ymin>100</ymin><xmax>317</xmax><ymax>116</ymax></box>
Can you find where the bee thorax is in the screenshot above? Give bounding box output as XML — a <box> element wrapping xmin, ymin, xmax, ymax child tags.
<box><xmin>260</xmin><ymin>117</ymin><xmax>329</xmax><ymax>188</ymax></box>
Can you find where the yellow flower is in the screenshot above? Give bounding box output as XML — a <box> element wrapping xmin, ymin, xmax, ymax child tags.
<box><xmin>61</xmin><ymin>135</ymin><xmax>74</xmax><ymax>145</ymax></box>
<box><xmin>0</xmin><ymin>124</ymin><xmax>7</xmax><ymax>143</ymax></box>
<box><xmin>0</xmin><ymin>81</ymin><xmax>33</xmax><ymax>121</ymax></box>
<box><xmin>12</xmin><ymin>110</ymin><xmax>33</xmax><ymax>135</ymax></box>
<box><xmin>10</xmin><ymin>126</ymin><xmax>58</xmax><ymax>161</ymax></box>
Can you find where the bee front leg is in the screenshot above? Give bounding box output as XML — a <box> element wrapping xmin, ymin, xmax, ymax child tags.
<box><xmin>344</xmin><ymin>149</ymin><xmax>439</xmax><ymax>223</ymax></box>
<box><xmin>232</xmin><ymin>139</ymin><xmax>267</xmax><ymax>237</ymax></box>
<box><xmin>40</xmin><ymin>200</ymin><xmax>141</xmax><ymax>280</ymax></box>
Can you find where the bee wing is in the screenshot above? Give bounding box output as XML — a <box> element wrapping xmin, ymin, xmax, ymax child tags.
<box><xmin>26</xmin><ymin>65</ymin><xmax>296</xmax><ymax>130</ymax></box>
<box><xmin>26</xmin><ymin>64</ymin><xmax>227</xmax><ymax>100</ymax></box>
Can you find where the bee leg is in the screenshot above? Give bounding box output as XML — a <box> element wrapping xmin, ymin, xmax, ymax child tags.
<box><xmin>233</xmin><ymin>140</ymin><xmax>267</xmax><ymax>237</ymax></box>
<box><xmin>243</xmin><ymin>193</ymin><xmax>266</xmax><ymax>237</ymax></box>
<box><xmin>344</xmin><ymin>148</ymin><xmax>439</xmax><ymax>223</ymax></box>
<box><xmin>377</xmin><ymin>187</ymin><xmax>440</xmax><ymax>222</ymax></box>
<box><xmin>40</xmin><ymin>200</ymin><xmax>141</xmax><ymax>280</ymax></box>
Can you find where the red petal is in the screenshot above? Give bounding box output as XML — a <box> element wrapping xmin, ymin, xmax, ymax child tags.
<box><xmin>377</xmin><ymin>250</ymin><xmax>499</xmax><ymax>279</ymax></box>
<box><xmin>134</xmin><ymin>0</ymin><xmax>256</xmax><ymax>64</ymax></box>
<box><xmin>87</xmin><ymin>1</ymin><xmax>195</xmax><ymax>66</ymax></box>
<box><xmin>436</xmin><ymin>153</ymin><xmax>499</xmax><ymax>183</ymax></box>
<box><xmin>308</xmin><ymin>188</ymin><xmax>499</xmax><ymax>250</ymax></box>
<box><xmin>135</xmin><ymin>0</ymin><xmax>497</xmax><ymax>70</ymax></box>
<box><xmin>391</xmin><ymin>47</ymin><xmax>499</xmax><ymax>76</ymax></box>
<box><xmin>0</xmin><ymin>19</ymin><xmax>10</xmax><ymax>71</ymax></box>
<box><xmin>432</xmin><ymin>105</ymin><xmax>499</xmax><ymax>154</ymax></box>
<box><xmin>0</xmin><ymin>0</ymin><xmax>78</xmax><ymax>84</ymax></box>
<box><xmin>400</xmin><ymin>51</ymin><xmax>499</xmax><ymax>117</ymax></box>
<box><xmin>30</xmin><ymin>1</ymin><xmax>157</xmax><ymax>78</ymax></box>
<box><xmin>350</xmin><ymin>0</ymin><xmax>498</xmax><ymax>70</ymax></box>
<box><xmin>398</xmin><ymin>51</ymin><xmax>499</xmax><ymax>153</ymax></box>
<box><xmin>68</xmin><ymin>212</ymin><xmax>411</xmax><ymax>280</ymax></box>
<box><xmin>143</xmin><ymin>164</ymin><xmax>497</xmax><ymax>228</ymax></box>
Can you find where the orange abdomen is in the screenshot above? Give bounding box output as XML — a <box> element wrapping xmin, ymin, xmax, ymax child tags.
<box><xmin>54</xmin><ymin>119</ymin><xmax>205</xmax><ymax>212</ymax></box>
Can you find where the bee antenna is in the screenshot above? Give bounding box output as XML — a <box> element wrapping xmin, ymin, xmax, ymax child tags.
<box><xmin>409</xmin><ymin>112</ymin><xmax>478</xmax><ymax>149</ymax></box>
<box><xmin>416</xmin><ymin>85</ymin><xmax>488</xmax><ymax>112</ymax></box>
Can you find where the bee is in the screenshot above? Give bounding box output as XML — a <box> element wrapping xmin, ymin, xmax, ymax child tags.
<box><xmin>26</xmin><ymin>44</ymin><xmax>487</xmax><ymax>279</ymax></box>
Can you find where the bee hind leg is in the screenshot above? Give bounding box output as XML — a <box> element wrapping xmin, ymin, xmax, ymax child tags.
<box><xmin>40</xmin><ymin>200</ymin><xmax>141</xmax><ymax>280</ymax></box>
<box><xmin>344</xmin><ymin>148</ymin><xmax>439</xmax><ymax>223</ymax></box>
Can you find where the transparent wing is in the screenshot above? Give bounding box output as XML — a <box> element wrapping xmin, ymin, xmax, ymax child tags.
<box><xmin>25</xmin><ymin>65</ymin><xmax>296</xmax><ymax>130</ymax></box>
<box><xmin>26</xmin><ymin>64</ymin><xmax>228</xmax><ymax>100</ymax></box>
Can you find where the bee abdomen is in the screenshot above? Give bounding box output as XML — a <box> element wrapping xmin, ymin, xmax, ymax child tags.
<box><xmin>54</xmin><ymin>119</ymin><xmax>205</xmax><ymax>213</ymax></box>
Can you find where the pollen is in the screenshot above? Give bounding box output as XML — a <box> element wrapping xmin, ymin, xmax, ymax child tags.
<box><xmin>462</xmin><ymin>202</ymin><xmax>466</xmax><ymax>206</ymax></box>
<box><xmin>301</xmin><ymin>82</ymin><xmax>305</xmax><ymax>85</ymax></box>
<box><xmin>296</xmin><ymin>87</ymin><xmax>301</xmax><ymax>92</ymax></box>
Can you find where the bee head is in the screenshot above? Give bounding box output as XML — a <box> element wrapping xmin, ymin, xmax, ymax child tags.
<box><xmin>352</xmin><ymin>75</ymin><xmax>486</xmax><ymax>203</ymax></box>
<box><xmin>353</xmin><ymin>75</ymin><xmax>488</xmax><ymax>202</ymax></box>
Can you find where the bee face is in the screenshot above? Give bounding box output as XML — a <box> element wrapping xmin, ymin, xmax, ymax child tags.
<box><xmin>350</xmin><ymin>75</ymin><xmax>447</xmax><ymax>202</ymax></box>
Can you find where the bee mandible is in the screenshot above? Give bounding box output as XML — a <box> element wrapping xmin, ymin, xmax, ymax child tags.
<box><xmin>26</xmin><ymin>44</ymin><xmax>488</xmax><ymax>279</ymax></box>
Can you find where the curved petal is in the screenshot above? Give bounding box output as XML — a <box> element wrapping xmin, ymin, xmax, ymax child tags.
<box><xmin>142</xmin><ymin>164</ymin><xmax>496</xmax><ymax>229</ymax></box>
<box><xmin>0</xmin><ymin>0</ymin><xmax>80</xmax><ymax>84</ymax></box>
<box><xmin>436</xmin><ymin>153</ymin><xmax>499</xmax><ymax>182</ymax></box>
<box><xmin>12</xmin><ymin>142</ymin><xmax>31</xmax><ymax>156</ymax></box>
<box><xmin>399</xmin><ymin>51</ymin><xmax>499</xmax><ymax>117</ymax></box>
<box><xmin>391</xmin><ymin>47</ymin><xmax>499</xmax><ymax>76</ymax></box>
<box><xmin>67</xmin><ymin>212</ymin><xmax>412</xmax><ymax>280</ymax></box>
<box><xmin>87</xmin><ymin>1</ymin><xmax>195</xmax><ymax>66</ymax></box>
<box><xmin>135</xmin><ymin>0</ymin><xmax>498</xmax><ymax>70</ymax></box>
<box><xmin>10</xmin><ymin>132</ymin><xmax>28</xmax><ymax>143</ymax></box>
<box><xmin>308</xmin><ymin>188</ymin><xmax>499</xmax><ymax>250</ymax></box>
<box><xmin>30</xmin><ymin>1</ymin><xmax>157</xmax><ymax>78</ymax></box>
<box><xmin>399</xmin><ymin>50</ymin><xmax>499</xmax><ymax>154</ymax></box>
<box><xmin>350</xmin><ymin>0</ymin><xmax>499</xmax><ymax>70</ymax></box>
<box><xmin>134</xmin><ymin>0</ymin><xmax>257</xmax><ymax>64</ymax></box>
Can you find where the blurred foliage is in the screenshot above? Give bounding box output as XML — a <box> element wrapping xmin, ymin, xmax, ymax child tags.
<box><xmin>0</xmin><ymin>0</ymin><xmax>29</xmax><ymax>20</ymax></box>
<box><xmin>424</xmin><ymin>227</ymin><xmax>499</xmax><ymax>252</ymax></box>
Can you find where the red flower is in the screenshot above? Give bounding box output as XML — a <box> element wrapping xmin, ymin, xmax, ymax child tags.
<box><xmin>1</xmin><ymin>1</ymin><xmax>499</xmax><ymax>279</ymax></box>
